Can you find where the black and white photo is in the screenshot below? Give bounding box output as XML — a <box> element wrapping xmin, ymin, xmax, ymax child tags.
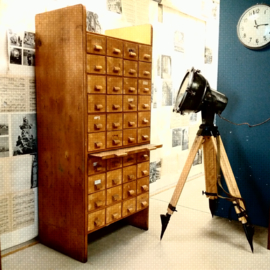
<box><xmin>107</xmin><ymin>0</ymin><xmax>122</xmax><ymax>14</ymax></box>
<box><xmin>190</xmin><ymin>113</ymin><xmax>198</xmax><ymax>123</ymax></box>
<box><xmin>31</xmin><ymin>154</ymin><xmax>38</xmax><ymax>188</ymax></box>
<box><xmin>182</xmin><ymin>127</ymin><xmax>189</xmax><ymax>150</ymax></box>
<box><xmin>193</xmin><ymin>149</ymin><xmax>202</xmax><ymax>166</ymax></box>
<box><xmin>204</xmin><ymin>47</ymin><xmax>213</xmax><ymax>64</ymax></box>
<box><xmin>174</xmin><ymin>31</ymin><xmax>185</xmax><ymax>52</ymax></box>
<box><xmin>23</xmin><ymin>49</ymin><xmax>35</xmax><ymax>66</ymax></box>
<box><xmin>150</xmin><ymin>159</ymin><xmax>162</xmax><ymax>183</ymax></box>
<box><xmin>161</xmin><ymin>55</ymin><xmax>171</xmax><ymax>79</ymax></box>
<box><xmin>162</xmin><ymin>80</ymin><xmax>172</xmax><ymax>106</ymax></box>
<box><xmin>0</xmin><ymin>137</ymin><xmax>9</xmax><ymax>157</ymax></box>
<box><xmin>10</xmin><ymin>47</ymin><xmax>22</xmax><ymax>65</ymax></box>
<box><xmin>23</xmin><ymin>31</ymin><xmax>35</xmax><ymax>49</ymax></box>
<box><xmin>86</xmin><ymin>11</ymin><xmax>102</xmax><ymax>33</ymax></box>
<box><xmin>172</xmin><ymin>128</ymin><xmax>182</xmax><ymax>147</ymax></box>
<box><xmin>8</xmin><ymin>29</ymin><xmax>22</xmax><ymax>47</ymax></box>
<box><xmin>0</xmin><ymin>115</ymin><xmax>8</xmax><ymax>136</ymax></box>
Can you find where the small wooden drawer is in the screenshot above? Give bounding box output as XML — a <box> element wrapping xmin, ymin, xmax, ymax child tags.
<box><xmin>87</xmin><ymin>75</ymin><xmax>106</xmax><ymax>94</ymax></box>
<box><xmin>123</xmin><ymin>95</ymin><xmax>137</xmax><ymax>112</ymax></box>
<box><xmin>122</xmin><ymin>198</ymin><xmax>136</xmax><ymax>217</ymax></box>
<box><xmin>124</xmin><ymin>42</ymin><xmax>138</xmax><ymax>60</ymax></box>
<box><xmin>107</xmin><ymin>37</ymin><xmax>123</xmax><ymax>58</ymax></box>
<box><xmin>88</xmin><ymin>132</ymin><xmax>106</xmax><ymax>152</ymax></box>
<box><xmin>137</xmin><ymin>193</ymin><xmax>149</xmax><ymax>211</ymax></box>
<box><xmin>123</xmin><ymin>165</ymin><xmax>136</xmax><ymax>183</ymax></box>
<box><xmin>137</xmin><ymin>177</ymin><xmax>149</xmax><ymax>195</ymax></box>
<box><xmin>88</xmin><ymin>209</ymin><xmax>105</xmax><ymax>232</ymax></box>
<box><xmin>106</xmin><ymin>203</ymin><xmax>122</xmax><ymax>224</ymax></box>
<box><xmin>123</xmin><ymin>112</ymin><xmax>137</xmax><ymax>129</ymax></box>
<box><xmin>107</xmin><ymin>56</ymin><xmax>123</xmax><ymax>76</ymax></box>
<box><xmin>138</xmin><ymin>79</ymin><xmax>151</xmax><ymax>95</ymax></box>
<box><xmin>88</xmin><ymin>114</ymin><xmax>106</xmax><ymax>133</ymax></box>
<box><xmin>137</xmin><ymin>161</ymin><xmax>150</xmax><ymax>179</ymax></box>
<box><xmin>123</xmin><ymin>78</ymin><xmax>137</xmax><ymax>95</ymax></box>
<box><xmin>107</xmin><ymin>76</ymin><xmax>123</xmax><ymax>95</ymax></box>
<box><xmin>123</xmin><ymin>154</ymin><xmax>137</xmax><ymax>167</ymax></box>
<box><xmin>137</xmin><ymin>151</ymin><xmax>150</xmax><ymax>163</ymax></box>
<box><xmin>88</xmin><ymin>173</ymin><xmax>106</xmax><ymax>194</ymax></box>
<box><xmin>123</xmin><ymin>60</ymin><xmax>138</xmax><ymax>77</ymax></box>
<box><xmin>87</xmin><ymin>33</ymin><xmax>106</xmax><ymax>55</ymax></box>
<box><xmin>106</xmin><ymin>185</ymin><xmax>122</xmax><ymax>205</ymax></box>
<box><xmin>138</xmin><ymin>95</ymin><xmax>151</xmax><ymax>111</ymax></box>
<box><xmin>87</xmin><ymin>55</ymin><xmax>106</xmax><ymax>74</ymax></box>
<box><xmin>138</xmin><ymin>62</ymin><xmax>152</xmax><ymax>79</ymax></box>
<box><xmin>88</xmin><ymin>156</ymin><xmax>106</xmax><ymax>175</ymax></box>
<box><xmin>138</xmin><ymin>127</ymin><xmax>150</xmax><ymax>143</ymax></box>
<box><xmin>123</xmin><ymin>129</ymin><xmax>137</xmax><ymax>146</ymax></box>
<box><xmin>88</xmin><ymin>190</ymin><xmax>106</xmax><ymax>212</ymax></box>
<box><xmin>107</xmin><ymin>113</ymin><xmax>123</xmax><ymax>131</ymax></box>
<box><xmin>107</xmin><ymin>95</ymin><xmax>123</xmax><ymax>112</ymax></box>
<box><xmin>107</xmin><ymin>157</ymin><xmax>123</xmax><ymax>171</ymax></box>
<box><xmin>106</xmin><ymin>168</ymin><xmax>122</xmax><ymax>188</ymax></box>
<box><xmin>88</xmin><ymin>94</ymin><xmax>106</xmax><ymax>113</ymax></box>
<box><xmin>138</xmin><ymin>112</ymin><xmax>150</xmax><ymax>127</ymax></box>
<box><xmin>139</xmin><ymin>44</ymin><xmax>152</xmax><ymax>62</ymax></box>
<box><xmin>106</xmin><ymin>130</ymin><xmax>123</xmax><ymax>148</ymax></box>
<box><xmin>123</xmin><ymin>181</ymin><xmax>137</xmax><ymax>200</ymax></box>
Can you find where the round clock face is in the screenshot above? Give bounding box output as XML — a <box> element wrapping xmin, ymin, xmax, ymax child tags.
<box><xmin>237</xmin><ymin>4</ymin><xmax>270</xmax><ymax>49</ymax></box>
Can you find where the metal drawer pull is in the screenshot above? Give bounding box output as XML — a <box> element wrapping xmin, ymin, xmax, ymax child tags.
<box><xmin>129</xmin><ymin>87</ymin><xmax>135</xmax><ymax>92</ymax></box>
<box><xmin>95</xmin><ymin>65</ymin><xmax>103</xmax><ymax>70</ymax></box>
<box><xmin>94</xmin><ymin>218</ymin><xmax>102</xmax><ymax>227</ymax></box>
<box><xmin>142</xmin><ymin>170</ymin><xmax>148</xmax><ymax>175</ymax></box>
<box><xmin>113</xmin><ymin>86</ymin><xmax>120</xmax><ymax>92</ymax></box>
<box><xmin>95</xmin><ymin>142</ymin><xmax>103</xmax><ymax>148</ymax></box>
<box><xmin>113</xmin><ymin>48</ymin><xmax>121</xmax><ymax>54</ymax></box>
<box><xmin>113</xmin><ymin>67</ymin><xmax>120</xmax><ymax>72</ymax></box>
<box><xmin>113</xmin><ymin>122</ymin><xmax>120</xmax><ymax>128</ymax></box>
<box><xmin>113</xmin><ymin>139</ymin><xmax>121</xmax><ymax>145</ymax></box>
<box><xmin>127</xmin><ymin>207</ymin><xmax>134</xmax><ymax>213</ymax></box>
<box><xmin>95</xmin><ymin>85</ymin><xmax>103</xmax><ymax>91</ymax></box>
<box><xmin>143</xmin><ymin>104</ymin><xmax>149</xmax><ymax>109</ymax></box>
<box><xmin>128</xmin><ymin>190</ymin><xmax>135</xmax><ymax>196</ymax></box>
<box><xmin>128</xmin><ymin>137</ymin><xmax>135</xmax><ymax>143</ymax></box>
<box><xmin>129</xmin><ymin>69</ymin><xmax>136</xmax><ymax>74</ymax></box>
<box><xmin>144</xmin><ymin>71</ymin><xmax>150</xmax><ymax>76</ymax></box>
<box><xmin>94</xmin><ymin>124</ymin><xmax>103</xmax><ymax>129</ymax></box>
<box><xmin>128</xmin><ymin>174</ymin><xmax>135</xmax><ymax>180</ymax></box>
<box><xmin>142</xmin><ymin>185</ymin><xmax>149</xmax><ymax>191</ymax></box>
<box><xmin>95</xmin><ymin>104</ymin><xmax>103</xmax><ymax>110</ymax></box>
<box><xmin>143</xmin><ymin>88</ymin><xmax>149</xmax><ymax>92</ymax></box>
<box><xmin>112</xmin><ymin>194</ymin><xmax>119</xmax><ymax>201</ymax></box>
<box><xmin>112</xmin><ymin>213</ymin><xmax>119</xmax><ymax>219</ymax></box>
<box><xmin>95</xmin><ymin>200</ymin><xmax>103</xmax><ymax>207</ymax></box>
<box><xmin>129</xmin><ymin>104</ymin><xmax>135</xmax><ymax>109</ymax></box>
<box><xmin>144</xmin><ymin>54</ymin><xmax>150</xmax><ymax>60</ymax></box>
<box><xmin>94</xmin><ymin>45</ymin><xmax>103</xmax><ymax>51</ymax></box>
<box><xmin>129</xmin><ymin>51</ymin><xmax>136</xmax><ymax>57</ymax></box>
<box><xmin>142</xmin><ymin>135</ymin><xmax>149</xmax><ymax>140</ymax></box>
<box><xmin>128</xmin><ymin>121</ymin><xmax>135</xmax><ymax>126</ymax></box>
<box><xmin>143</xmin><ymin>119</ymin><xmax>149</xmax><ymax>124</ymax></box>
<box><xmin>141</xmin><ymin>201</ymin><xmax>148</xmax><ymax>207</ymax></box>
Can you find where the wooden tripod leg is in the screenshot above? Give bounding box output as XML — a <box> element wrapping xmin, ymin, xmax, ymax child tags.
<box><xmin>167</xmin><ymin>135</ymin><xmax>204</xmax><ymax>215</ymax></box>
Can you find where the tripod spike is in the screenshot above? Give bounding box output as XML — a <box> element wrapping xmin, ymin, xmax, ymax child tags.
<box><xmin>209</xmin><ymin>199</ymin><xmax>217</xmax><ymax>217</ymax></box>
<box><xmin>160</xmin><ymin>213</ymin><xmax>171</xmax><ymax>240</ymax></box>
<box><xmin>242</xmin><ymin>223</ymin><xmax>254</xmax><ymax>252</ymax></box>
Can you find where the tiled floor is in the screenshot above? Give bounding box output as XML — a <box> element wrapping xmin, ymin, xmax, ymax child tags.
<box><xmin>2</xmin><ymin>176</ymin><xmax>270</xmax><ymax>270</ymax></box>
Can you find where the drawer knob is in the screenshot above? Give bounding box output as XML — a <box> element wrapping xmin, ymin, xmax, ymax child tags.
<box><xmin>142</xmin><ymin>185</ymin><xmax>149</xmax><ymax>191</ymax></box>
<box><xmin>112</xmin><ymin>179</ymin><xmax>119</xmax><ymax>185</ymax></box>
<box><xmin>128</xmin><ymin>137</ymin><xmax>135</xmax><ymax>143</ymax></box>
<box><xmin>141</xmin><ymin>201</ymin><xmax>148</xmax><ymax>207</ymax></box>
<box><xmin>113</xmin><ymin>122</ymin><xmax>120</xmax><ymax>128</ymax></box>
<box><xmin>128</xmin><ymin>190</ymin><xmax>135</xmax><ymax>196</ymax></box>
<box><xmin>112</xmin><ymin>194</ymin><xmax>119</xmax><ymax>201</ymax></box>
<box><xmin>129</xmin><ymin>104</ymin><xmax>136</xmax><ymax>109</ymax></box>
<box><xmin>143</xmin><ymin>118</ymin><xmax>149</xmax><ymax>124</ymax></box>
<box><xmin>94</xmin><ymin>45</ymin><xmax>103</xmax><ymax>51</ymax></box>
<box><xmin>142</xmin><ymin>154</ymin><xmax>148</xmax><ymax>159</ymax></box>
<box><xmin>143</xmin><ymin>104</ymin><xmax>149</xmax><ymax>109</ymax></box>
<box><xmin>95</xmin><ymin>183</ymin><xmax>102</xmax><ymax>190</ymax></box>
<box><xmin>95</xmin><ymin>85</ymin><xmax>103</xmax><ymax>91</ymax></box>
<box><xmin>129</xmin><ymin>69</ymin><xmax>136</xmax><ymax>74</ymax></box>
<box><xmin>113</xmin><ymin>86</ymin><xmax>120</xmax><ymax>92</ymax></box>
<box><xmin>112</xmin><ymin>213</ymin><xmax>119</xmax><ymax>219</ymax></box>
<box><xmin>94</xmin><ymin>123</ymin><xmax>103</xmax><ymax>130</ymax></box>
<box><xmin>113</xmin><ymin>67</ymin><xmax>121</xmax><ymax>72</ymax></box>
<box><xmin>95</xmin><ymin>104</ymin><xmax>103</xmax><ymax>110</ymax></box>
<box><xmin>142</xmin><ymin>135</ymin><xmax>149</xmax><ymax>140</ymax></box>
<box><xmin>128</xmin><ymin>174</ymin><xmax>135</xmax><ymax>180</ymax></box>
<box><xmin>95</xmin><ymin>200</ymin><xmax>103</xmax><ymax>207</ymax></box>
<box><xmin>113</xmin><ymin>104</ymin><xmax>120</xmax><ymax>110</ymax></box>
<box><xmin>95</xmin><ymin>165</ymin><xmax>102</xmax><ymax>172</ymax></box>
<box><xmin>128</xmin><ymin>121</ymin><xmax>135</xmax><ymax>126</ymax></box>
<box><xmin>113</xmin><ymin>139</ymin><xmax>121</xmax><ymax>145</ymax></box>
<box><xmin>129</xmin><ymin>51</ymin><xmax>136</xmax><ymax>57</ymax></box>
<box><xmin>143</xmin><ymin>71</ymin><xmax>150</xmax><ymax>76</ymax></box>
<box><xmin>95</xmin><ymin>65</ymin><xmax>103</xmax><ymax>71</ymax></box>
<box><xmin>113</xmin><ymin>48</ymin><xmax>121</xmax><ymax>54</ymax></box>
<box><xmin>142</xmin><ymin>170</ymin><xmax>148</xmax><ymax>175</ymax></box>
<box><xmin>95</xmin><ymin>142</ymin><xmax>103</xmax><ymax>148</ymax></box>
<box><xmin>143</xmin><ymin>88</ymin><xmax>149</xmax><ymax>92</ymax></box>
<box><xmin>144</xmin><ymin>54</ymin><xmax>151</xmax><ymax>60</ymax></box>
<box><xmin>129</xmin><ymin>87</ymin><xmax>135</xmax><ymax>92</ymax></box>
<box><xmin>127</xmin><ymin>207</ymin><xmax>134</xmax><ymax>213</ymax></box>
<box><xmin>94</xmin><ymin>218</ymin><xmax>102</xmax><ymax>227</ymax></box>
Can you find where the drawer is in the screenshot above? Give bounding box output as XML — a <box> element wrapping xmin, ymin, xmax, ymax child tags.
<box><xmin>88</xmin><ymin>209</ymin><xmax>105</xmax><ymax>232</ymax></box>
<box><xmin>107</xmin><ymin>157</ymin><xmax>123</xmax><ymax>171</ymax></box>
<box><xmin>107</xmin><ymin>37</ymin><xmax>123</xmax><ymax>58</ymax></box>
<box><xmin>106</xmin><ymin>203</ymin><xmax>122</xmax><ymax>224</ymax></box>
<box><xmin>123</xmin><ymin>60</ymin><xmax>138</xmax><ymax>77</ymax></box>
<box><xmin>107</xmin><ymin>113</ymin><xmax>122</xmax><ymax>131</ymax></box>
<box><xmin>107</xmin><ymin>76</ymin><xmax>123</xmax><ymax>95</ymax></box>
<box><xmin>123</xmin><ymin>154</ymin><xmax>137</xmax><ymax>167</ymax></box>
<box><xmin>137</xmin><ymin>193</ymin><xmax>149</xmax><ymax>211</ymax></box>
<box><xmin>88</xmin><ymin>156</ymin><xmax>106</xmax><ymax>175</ymax></box>
<box><xmin>138</xmin><ymin>127</ymin><xmax>150</xmax><ymax>143</ymax></box>
<box><xmin>87</xmin><ymin>75</ymin><xmax>106</xmax><ymax>94</ymax></box>
<box><xmin>106</xmin><ymin>95</ymin><xmax>123</xmax><ymax>112</ymax></box>
<box><xmin>106</xmin><ymin>185</ymin><xmax>122</xmax><ymax>205</ymax></box>
<box><xmin>123</xmin><ymin>112</ymin><xmax>137</xmax><ymax>129</ymax></box>
<box><xmin>123</xmin><ymin>165</ymin><xmax>136</xmax><ymax>183</ymax></box>
<box><xmin>137</xmin><ymin>176</ymin><xmax>149</xmax><ymax>195</ymax></box>
<box><xmin>106</xmin><ymin>168</ymin><xmax>122</xmax><ymax>188</ymax></box>
<box><xmin>124</xmin><ymin>41</ymin><xmax>138</xmax><ymax>60</ymax></box>
<box><xmin>88</xmin><ymin>114</ymin><xmax>106</xmax><ymax>133</ymax></box>
<box><xmin>88</xmin><ymin>173</ymin><xmax>106</xmax><ymax>194</ymax></box>
<box><xmin>88</xmin><ymin>132</ymin><xmax>106</xmax><ymax>152</ymax></box>
<box><xmin>138</xmin><ymin>79</ymin><xmax>151</xmax><ymax>95</ymax></box>
<box><xmin>106</xmin><ymin>130</ymin><xmax>123</xmax><ymax>148</ymax></box>
<box><xmin>123</xmin><ymin>181</ymin><xmax>137</xmax><ymax>200</ymax></box>
<box><xmin>88</xmin><ymin>94</ymin><xmax>106</xmax><ymax>113</ymax></box>
<box><xmin>138</xmin><ymin>62</ymin><xmax>152</xmax><ymax>79</ymax></box>
<box><xmin>137</xmin><ymin>161</ymin><xmax>149</xmax><ymax>179</ymax></box>
<box><xmin>88</xmin><ymin>190</ymin><xmax>106</xmax><ymax>212</ymax></box>
<box><xmin>137</xmin><ymin>150</ymin><xmax>150</xmax><ymax>163</ymax></box>
<box><xmin>138</xmin><ymin>112</ymin><xmax>150</xmax><ymax>127</ymax></box>
<box><xmin>123</xmin><ymin>95</ymin><xmax>137</xmax><ymax>112</ymax></box>
<box><xmin>87</xmin><ymin>55</ymin><xmax>106</xmax><ymax>74</ymax></box>
<box><xmin>138</xmin><ymin>95</ymin><xmax>151</xmax><ymax>111</ymax></box>
<box><xmin>86</xmin><ymin>33</ymin><xmax>106</xmax><ymax>55</ymax></box>
<box><xmin>107</xmin><ymin>56</ymin><xmax>123</xmax><ymax>76</ymax></box>
<box><xmin>122</xmin><ymin>198</ymin><xmax>136</xmax><ymax>217</ymax></box>
<box><xmin>139</xmin><ymin>44</ymin><xmax>152</xmax><ymax>62</ymax></box>
<box><xmin>123</xmin><ymin>129</ymin><xmax>137</xmax><ymax>146</ymax></box>
<box><xmin>123</xmin><ymin>78</ymin><xmax>137</xmax><ymax>95</ymax></box>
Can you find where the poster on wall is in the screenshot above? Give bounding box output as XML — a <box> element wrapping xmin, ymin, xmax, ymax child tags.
<box><xmin>174</xmin><ymin>30</ymin><xmax>185</xmax><ymax>52</ymax></box>
<box><xmin>107</xmin><ymin>0</ymin><xmax>122</xmax><ymax>14</ymax></box>
<box><xmin>86</xmin><ymin>11</ymin><xmax>102</xmax><ymax>33</ymax></box>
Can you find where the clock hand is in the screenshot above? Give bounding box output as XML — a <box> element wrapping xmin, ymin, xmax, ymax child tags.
<box><xmin>254</xmin><ymin>23</ymin><xmax>269</xmax><ymax>28</ymax></box>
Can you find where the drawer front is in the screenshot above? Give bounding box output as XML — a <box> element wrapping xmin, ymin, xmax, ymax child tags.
<box><xmin>122</xmin><ymin>198</ymin><xmax>136</xmax><ymax>217</ymax></box>
<box><xmin>106</xmin><ymin>95</ymin><xmax>123</xmax><ymax>113</ymax></box>
<box><xmin>88</xmin><ymin>190</ymin><xmax>106</xmax><ymax>212</ymax></box>
<box><xmin>88</xmin><ymin>114</ymin><xmax>106</xmax><ymax>133</ymax></box>
<box><xmin>123</xmin><ymin>154</ymin><xmax>137</xmax><ymax>167</ymax></box>
<box><xmin>138</xmin><ymin>112</ymin><xmax>150</xmax><ymax>127</ymax></box>
<box><xmin>137</xmin><ymin>161</ymin><xmax>150</xmax><ymax>179</ymax></box>
<box><xmin>88</xmin><ymin>209</ymin><xmax>105</xmax><ymax>232</ymax></box>
<box><xmin>107</xmin><ymin>56</ymin><xmax>123</xmax><ymax>76</ymax></box>
<box><xmin>137</xmin><ymin>150</ymin><xmax>150</xmax><ymax>163</ymax></box>
<box><xmin>106</xmin><ymin>203</ymin><xmax>122</xmax><ymax>224</ymax></box>
<box><xmin>123</xmin><ymin>95</ymin><xmax>137</xmax><ymax>112</ymax></box>
<box><xmin>123</xmin><ymin>165</ymin><xmax>137</xmax><ymax>183</ymax></box>
<box><xmin>123</xmin><ymin>129</ymin><xmax>137</xmax><ymax>146</ymax></box>
<box><xmin>88</xmin><ymin>156</ymin><xmax>106</xmax><ymax>175</ymax></box>
<box><xmin>123</xmin><ymin>78</ymin><xmax>137</xmax><ymax>95</ymax></box>
<box><xmin>88</xmin><ymin>132</ymin><xmax>106</xmax><ymax>152</ymax></box>
<box><xmin>87</xmin><ymin>33</ymin><xmax>106</xmax><ymax>55</ymax></box>
<box><xmin>106</xmin><ymin>168</ymin><xmax>122</xmax><ymax>188</ymax></box>
<box><xmin>107</xmin><ymin>113</ymin><xmax>123</xmax><ymax>131</ymax></box>
<box><xmin>139</xmin><ymin>44</ymin><xmax>152</xmax><ymax>62</ymax></box>
<box><xmin>87</xmin><ymin>75</ymin><xmax>106</xmax><ymax>94</ymax></box>
<box><xmin>123</xmin><ymin>60</ymin><xmax>138</xmax><ymax>77</ymax></box>
<box><xmin>106</xmin><ymin>130</ymin><xmax>123</xmax><ymax>148</ymax></box>
<box><xmin>106</xmin><ymin>185</ymin><xmax>122</xmax><ymax>205</ymax></box>
<box><xmin>107</xmin><ymin>157</ymin><xmax>123</xmax><ymax>171</ymax></box>
<box><xmin>138</xmin><ymin>62</ymin><xmax>152</xmax><ymax>79</ymax></box>
<box><xmin>123</xmin><ymin>112</ymin><xmax>137</xmax><ymax>129</ymax></box>
<box><xmin>137</xmin><ymin>193</ymin><xmax>149</xmax><ymax>211</ymax></box>
<box><xmin>124</xmin><ymin>42</ymin><xmax>138</xmax><ymax>60</ymax></box>
<box><xmin>87</xmin><ymin>55</ymin><xmax>106</xmax><ymax>74</ymax></box>
<box><xmin>88</xmin><ymin>94</ymin><xmax>106</xmax><ymax>113</ymax></box>
<box><xmin>107</xmin><ymin>76</ymin><xmax>123</xmax><ymax>95</ymax></box>
<box><xmin>123</xmin><ymin>181</ymin><xmax>137</xmax><ymax>200</ymax></box>
<box><xmin>138</xmin><ymin>95</ymin><xmax>151</xmax><ymax>111</ymax></box>
<box><xmin>88</xmin><ymin>173</ymin><xmax>106</xmax><ymax>194</ymax></box>
<box><xmin>138</xmin><ymin>127</ymin><xmax>150</xmax><ymax>143</ymax></box>
<box><xmin>107</xmin><ymin>37</ymin><xmax>123</xmax><ymax>58</ymax></box>
<box><xmin>137</xmin><ymin>176</ymin><xmax>149</xmax><ymax>195</ymax></box>
<box><xmin>138</xmin><ymin>79</ymin><xmax>151</xmax><ymax>95</ymax></box>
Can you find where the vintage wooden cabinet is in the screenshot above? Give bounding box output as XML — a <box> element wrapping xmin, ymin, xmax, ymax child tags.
<box><xmin>35</xmin><ymin>4</ymin><xmax>161</xmax><ymax>263</ymax></box>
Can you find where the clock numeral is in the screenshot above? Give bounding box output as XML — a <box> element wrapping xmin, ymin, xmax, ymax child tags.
<box><xmin>249</xmin><ymin>37</ymin><xmax>252</xmax><ymax>42</ymax></box>
<box><xmin>264</xmin><ymin>35</ymin><xmax>267</xmax><ymax>41</ymax></box>
<box><xmin>243</xmin><ymin>33</ymin><xmax>246</xmax><ymax>38</ymax></box>
<box><xmin>256</xmin><ymin>38</ymin><xmax>259</xmax><ymax>44</ymax></box>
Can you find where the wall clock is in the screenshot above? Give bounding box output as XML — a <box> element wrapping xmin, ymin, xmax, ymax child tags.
<box><xmin>237</xmin><ymin>4</ymin><xmax>270</xmax><ymax>49</ymax></box>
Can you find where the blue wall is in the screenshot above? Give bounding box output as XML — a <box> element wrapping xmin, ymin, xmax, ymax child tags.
<box><xmin>216</xmin><ymin>0</ymin><xmax>270</xmax><ymax>227</ymax></box>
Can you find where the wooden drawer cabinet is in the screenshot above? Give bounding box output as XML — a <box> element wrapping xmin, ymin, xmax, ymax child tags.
<box><xmin>124</xmin><ymin>60</ymin><xmax>138</xmax><ymax>77</ymax></box>
<box><xmin>106</xmin><ymin>168</ymin><xmax>122</xmax><ymax>188</ymax></box>
<box><xmin>88</xmin><ymin>114</ymin><xmax>106</xmax><ymax>133</ymax></box>
<box><xmin>106</xmin><ymin>203</ymin><xmax>122</xmax><ymax>224</ymax></box>
<box><xmin>87</xmin><ymin>33</ymin><xmax>106</xmax><ymax>55</ymax></box>
<box><xmin>88</xmin><ymin>132</ymin><xmax>106</xmax><ymax>151</ymax></box>
<box><xmin>137</xmin><ymin>193</ymin><xmax>149</xmax><ymax>211</ymax></box>
<box><xmin>123</xmin><ymin>129</ymin><xmax>137</xmax><ymax>146</ymax></box>
<box><xmin>123</xmin><ymin>112</ymin><xmax>137</xmax><ymax>129</ymax></box>
<box><xmin>138</xmin><ymin>62</ymin><xmax>152</xmax><ymax>79</ymax></box>
<box><xmin>139</xmin><ymin>44</ymin><xmax>152</xmax><ymax>62</ymax></box>
<box><xmin>107</xmin><ymin>113</ymin><xmax>123</xmax><ymax>131</ymax></box>
<box><xmin>122</xmin><ymin>198</ymin><xmax>136</xmax><ymax>217</ymax></box>
<box><xmin>107</xmin><ymin>76</ymin><xmax>123</xmax><ymax>94</ymax></box>
<box><xmin>107</xmin><ymin>157</ymin><xmax>122</xmax><ymax>171</ymax></box>
<box><xmin>87</xmin><ymin>75</ymin><xmax>106</xmax><ymax>94</ymax></box>
<box><xmin>123</xmin><ymin>95</ymin><xmax>137</xmax><ymax>112</ymax></box>
<box><xmin>137</xmin><ymin>161</ymin><xmax>150</xmax><ymax>178</ymax></box>
<box><xmin>123</xmin><ymin>165</ymin><xmax>137</xmax><ymax>183</ymax></box>
<box><xmin>138</xmin><ymin>127</ymin><xmax>150</xmax><ymax>143</ymax></box>
<box><xmin>107</xmin><ymin>95</ymin><xmax>123</xmax><ymax>112</ymax></box>
<box><xmin>107</xmin><ymin>37</ymin><xmax>123</xmax><ymax>58</ymax></box>
<box><xmin>88</xmin><ymin>173</ymin><xmax>106</xmax><ymax>194</ymax></box>
<box><xmin>87</xmin><ymin>54</ymin><xmax>106</xmax><ymax>74</ymax></box>
<box><xmin>107</xmin><ymin>185</ymin><xmax>122</xmax><ymax>205</ymax></box>
<box><xmin>137</xmin><ymin>151</ymin><xmax>150</xmax><ymax>163</ymax></box>
<box><xmin>138</xmin><ymin>79</ymin><xmax>151</xmax><ymax>95</ymax></box>
<box><xmin>106</xmin><ymin>130</ymin><xmax>123</xmax><ymax>148</ymax></box>
<box><xmin>123</xmin><ymin>181</ymin><xmax>137</xmax><ymax>200</ymax></box>
<box><xmin>88</xmin><ymin>94</ymin><xmax>106</xmax><ymax>113</ymax></box>
<box><xmin>138</xmin><ymin>112</ymin><xmax>150</xmax><ymax>127</ymax></box>
<box><xmin>137</xmin><ymin>177</ymin><xmax>149</xmax><ymax>194</ymax></box>
<box><xmin>88</xmin><ymin>156</ymin><xmax>107</xmax><ymax>175</ymax></box>
<box><xmin>88</xmin><ymin>190</ymin><xmax>106</xmax><ymax>212</ymax></box>
<box><xmin>124</xmin><ymin>42</ymin><xmax>138</xmax><ymax>60</ymax></box>
<box><xmin>123</xmin><ymin>78</ymin><xmax>137</xmax><ymax>94</ymax></box>
<box><xmin>107</xmin><ymin>57</ymin><xmax>123</xmax><ymax>76</ymax></box>
<box><xmin>138</xmin><ymin>95</ymin><xmax>151</xmax><ymax>111</ymax></box>
<box><xmin>88</xmin><ymin>209</ymin><xmax>106</xmax><ymax>232</ymax></box>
